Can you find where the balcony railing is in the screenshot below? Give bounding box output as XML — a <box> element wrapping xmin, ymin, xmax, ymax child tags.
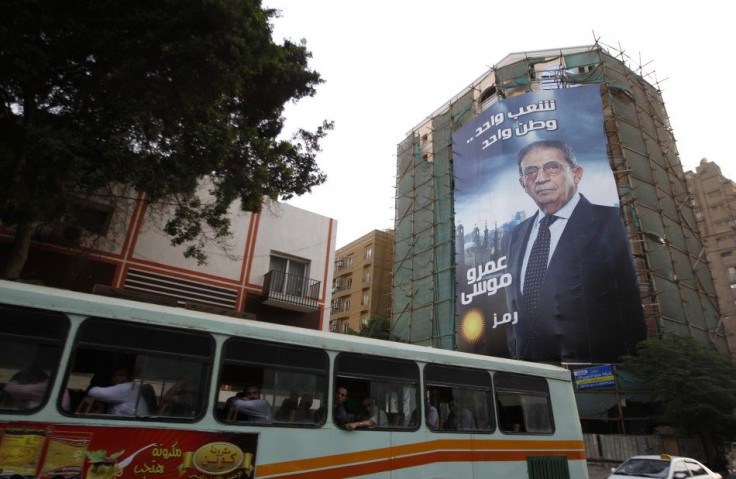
<box><xmin>262</xmin><ymin>270</ymin><xmax>321</xmax><ymax>313</ymax></box>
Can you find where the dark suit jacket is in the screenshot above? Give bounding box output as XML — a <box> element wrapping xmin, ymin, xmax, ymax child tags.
<box><xmin>504</xmin><ymin>195</ymin><xmax>646</xmax><ymax>362</ymax></box>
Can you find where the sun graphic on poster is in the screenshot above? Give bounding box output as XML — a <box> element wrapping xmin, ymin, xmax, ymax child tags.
<box><xmin>460</xmin><ymin>308</ymin><xmax>485</xmax><ymax>344</ymax></box>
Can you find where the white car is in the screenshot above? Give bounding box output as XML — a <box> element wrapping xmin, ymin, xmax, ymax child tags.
<box><xmin>608</xmin><ymin>454</ymin><xmax>722</xmax><ymax>479</ymax></box>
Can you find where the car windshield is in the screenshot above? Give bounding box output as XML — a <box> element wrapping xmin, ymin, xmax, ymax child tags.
<box><xmin>614</xmin><ymin>458</ymin><xmax>670</xmax><ymax>478</ymax></box>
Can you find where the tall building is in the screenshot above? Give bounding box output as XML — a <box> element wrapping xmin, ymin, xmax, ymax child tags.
<box><xmin>392</xmin><ymin>43</ymin><xmax>731</xmax><ymax>435</ymax></box>
<box><xmin>393</xmin><ymin>42</ymin><xmax>729</xmax><ymax>357</ymax></box>
<box><xmin>0</xmin><ymin>184</ymin><xmax>336</xmax><ymax>330</ymax></box>
<box><xmin>686</xmin><ymin>159</ymin><xmax>736</xmax><ymax>354</ymax></box>
<box><xmin>330</xmin><ymin>229</ymin><xmax>394</xmax><ymax>333</ymax></box>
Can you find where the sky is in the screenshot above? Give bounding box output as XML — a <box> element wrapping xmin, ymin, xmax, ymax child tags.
<box><xmin>264</xmin><ymin>0</ymin><xmax>735</xmax><ymax>249</ymax></box>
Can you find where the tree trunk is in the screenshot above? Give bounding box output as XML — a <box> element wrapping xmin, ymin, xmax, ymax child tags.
<box><xmin>0</xmin><ymin>220</ymin><xmax>33</xmax><ymax>279</ymax></box>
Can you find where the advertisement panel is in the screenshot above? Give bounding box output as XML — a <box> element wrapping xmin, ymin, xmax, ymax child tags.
<box><xmin>573</xmin><ymin>365</ymin><xmax>616</xmax><ymax>390</ymax></box>
<box><xmin>452</xmin><ymin>85</ymin><xmax>645</xmax><ymax>363</ymax></box>
<box><xmin>0</xmin><ymin>422</ymin><xmax>258</xmax><ymax>479</ymax></box>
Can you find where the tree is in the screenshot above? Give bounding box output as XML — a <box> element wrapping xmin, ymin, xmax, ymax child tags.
<box><xmin>0</xmin><ymin>0</ymin><xmax>331</xmax><ymax>277</ymax></box>
<box><xmin>621</xmin><ymin>334</ymin><xmax>736</xmax><ymax>443</ymax></box>
<box><xmin>356</xmin><ymin>315</ymin><xmax>391</xmax><ymax>340</ymax></box>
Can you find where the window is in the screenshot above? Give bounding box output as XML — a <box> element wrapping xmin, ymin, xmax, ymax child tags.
<box><xmin>424</xmin><ymin>364</ymin><xmax>494</xmax><ymax>433</ymax></box>
<box><xmin>419</xmin><ymin>133</ymin><xmax>430</xmax><ymax>147</ymax></box>
<box><xmin>363</xmin><ymin>268</ymin><xmax>371</xmax><ymax>283</ymax></box>
<box><xmin>672</xmin><ymin>461</ymin><xmax>691</xmax><ymax>477</ymax></box>
<box><xmin>346</xmin><ymin>257</ymin><xmax>354</xmax><ymax>269</ymax></box>
<box><xmin>269</xmin><ymin>255</ymin><xmax>310</xmax><ymax>297</ymax></box>
<box><xmin>343</xmin><ymin>298</ymin><xmax>351</xmax><ymax>312</ymax></box>
<box><xmin>218</xmin><ymin>338</ymin><xmax>328</xmax><ymax>427</ymax></box>
<box><xmin>66</xmin><ymin>200</ymin><xmax>113</xmax><ymax>235</ymax></box>
<box><xmin>495</xmin><ymin>373</ymin><xmax>554</xmax><ymax>434</ymax></box>
<box><xmin>685</xmin><ymin>460</ymin><xmax>708</xmax><ymax>476</ymax></box>
<box><xmin>361</xmin><ymin>290</ymin><xmax>370</xmax><ymax>307</ymax></box>
<box><xmin>346</xmin><ymin>278</ymin><xmax>353</xmax><ymax>290</ymax></box>
<box><xmin>66</xmin><ymin>318</ymin><xmax>213</xmax><ymax>420</ymax></box>
<box><xmin>0</xmin><ymin>305</ymin><xmax>69</xmax><ymax>413</ymax></box>
<box><xmin>330</xmin><ymin>321</ymin><xmax>338</xmax><ymax>332</ymax></box>
<box><xmin>33</xmin><ymin>201</ymin><xmax>113</xmax><ymax>246</ymax></box>
<box><xmin>360</xmin><ymin>313</ymin><xmax>369</xmax><ymax>326</ymax></box>
<box><xmin>342</xmin><ymin>321</ymin><xmax>350</xmax><ymax>334</ymax></box>
<box><xmin>334</xmin><ymin>353</ymin><xmax>419</xmax><ymax>430</ymax></box>
<box><xmin>364</xmin><ymin>247</ymin><xmax>372</xmax><ymax>261</ymax></box>
<box><xmin>479</xmin><ymin>86</ymin><xmax>498</xmax><ymax>111</ymax></box>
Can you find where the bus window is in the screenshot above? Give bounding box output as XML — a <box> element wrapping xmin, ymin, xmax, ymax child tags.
<box><xmin>494</xmin><ymin>372</ymin><xmax>554</xmax><ymax>434</ymax></box>
<box><xmin>65</xmin><ymin>318</ymin><xmax>213</xmax><ymax>420</ymax></box>
<box><xmin>218</xmin><ymin>338</ymin><xmax>328</xmax><ymax>427</ymax></box>
<box><xmin>0</xmin><ymin>304</ymin><xmax>69</xmax><ymax>413</ymax></box>
<box><xmin>334</xmin><ymin>353</ymin><xmax>419</xmax><ymax>430</ymax></box>
<box><xmin>424</xmin><ymin>363</ymin><xmax>494</xmax><ymax>433</ymax></box>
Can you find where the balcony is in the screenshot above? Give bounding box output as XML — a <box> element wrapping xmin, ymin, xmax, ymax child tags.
<box><xmin>262</xmin><ymin>270</ymin><xmax>321</xmax><ymax>312</ymax></box>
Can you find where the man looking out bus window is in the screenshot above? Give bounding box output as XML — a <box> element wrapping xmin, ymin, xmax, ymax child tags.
<box><xmin>228</xmin><ymin>385</ymin><xmax>271</xmax><ymax>423</ymax></box>
<box><xmin>333</xmin><ymin>386</ymin><xmax>349</xmax><ymax>427</ymax></box>
<box><xmin>345</xmin><ymin>397</ymin><xmax>387</xmax><ymax>430</ymax></box>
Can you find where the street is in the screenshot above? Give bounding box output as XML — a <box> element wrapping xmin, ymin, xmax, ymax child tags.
<box><xmin>588</xmin><ymin>462</ymin><xmax>613</xmax><ymax>479</ymax></box>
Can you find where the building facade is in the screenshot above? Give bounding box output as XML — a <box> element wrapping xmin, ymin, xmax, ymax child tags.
<box><xmin>686</xmin><ymin>159</ymin><xmax>736</xmax><ymax>354</ymax></box>
<box><xmin>392</xmin><ymin>43</ymin><xmax>730</xmax><ymax>434</ymax></box>
<box><xmin>330</xmin><ymin>229</ymin><xmax>393</xmax><ymax>333</ymax></box>
<box><xmin>0</xmin><ymin>186</ymin><xmax>336</xmax><ymax>330</ymax></box>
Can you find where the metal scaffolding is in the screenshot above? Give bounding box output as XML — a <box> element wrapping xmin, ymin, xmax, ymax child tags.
<box><xmin>392</xmin><ymin>41</ymin><xmax>730</xmax><ymax>355</ymax></box>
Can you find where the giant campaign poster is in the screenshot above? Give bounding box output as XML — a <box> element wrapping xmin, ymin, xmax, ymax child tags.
<box><xmin>452</xmin><ymin>85</ymin><xmax>646</xmax><ymax>363</ymax></box>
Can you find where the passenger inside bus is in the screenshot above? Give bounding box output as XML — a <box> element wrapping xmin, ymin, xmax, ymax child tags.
<box><xmin>159</xmin><ymin>373</ymin><xmax>199</xmax><ymax>417</ymax></box>
<box><xmin>274</xmin><ymin>390</ymin><xmax>299</xmax><ymax>422</ymax></box>
<box><xmin>332</xmin><ymin>386</ymin><xmax>349</xmax><ymax>427</ymax></box>
<box><xmin>344</xmin><ymin>397</ymin><xmax>387</xmax><ymax>430</ymax></box>
<box><xmin>226</xmin><ymin>385</ymin><xmax>272</xmax><ymax>423</ymax></box>
<box><xmin>85</xmin><ymin>365</ymin><xmax>151</xmax><ymax>416</ymax></box>
<box><xmin>294</xmin><ymin>394</ymin><xmax>314</xmax><ymax>423</ymax></box>
<box><xmin>443</xmin><ymin>398</ymin><xmax>476</xmax><ymax>431</ymax></box>
<box><xmin>2</xmin><ymin>366</ymin><xmax>48</xmax><ymax>410</ymax></box>
<box><xmin>425</xmin><ymin>392</ymin><xmax>439</xmax><ymax>429</ymax></box>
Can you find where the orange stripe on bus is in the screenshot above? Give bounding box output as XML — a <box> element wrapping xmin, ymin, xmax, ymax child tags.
<box><xmin>256</xmin><ymin>439</ymin><xmax>585</xmax><ymax>477</ymax></box>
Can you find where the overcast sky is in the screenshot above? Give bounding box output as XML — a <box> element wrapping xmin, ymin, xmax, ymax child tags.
<box><xmin>264</xmin><ymin>0</ymin><xmax>734</xmax><ymax>249</ymax></box>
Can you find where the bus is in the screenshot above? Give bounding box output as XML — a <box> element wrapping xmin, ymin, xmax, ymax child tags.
<box><xmin>0</xmin><ymin>280</ymin><xmax>588</xmax><ymax>478</ymax></box>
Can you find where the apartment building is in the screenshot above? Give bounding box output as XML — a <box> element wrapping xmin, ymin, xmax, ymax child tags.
<box><xmin>0</xmin><ymin>186</ymin><xmax>337</xmax><ymax>331</ymax></box>
<box><xmin>686</xmin><ymin>159</ymin><xmax>736</xmax><ymax>354</ymax></box>
<box><xmin>330</xmin><ymin>229</ymin><xmax>393</xmax><ymax>333</ymax></box>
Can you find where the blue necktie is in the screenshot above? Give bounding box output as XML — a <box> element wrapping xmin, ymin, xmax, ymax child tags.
<box><xmin>523</xmin><ymin>215</ymin><xmax>557</xmax><ymax>318</ymax></box>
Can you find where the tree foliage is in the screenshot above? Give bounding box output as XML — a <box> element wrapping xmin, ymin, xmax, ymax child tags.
<box><xmin>621</xmin><ymin>334</ymin><xmax>736</xmax><ymax>441</ymax></box>
<box><xmin>0</xmin><ymin>0</ymin><xmax>331</xmax><ymax>276</ymax></box>
<box><xmin>355</xmin><ymin>315</ymin><xmax>391</xmax><ymax>340</ymax></box>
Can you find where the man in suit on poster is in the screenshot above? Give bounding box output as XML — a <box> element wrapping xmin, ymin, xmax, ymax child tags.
<box><xmin>504</xmin><ymin>140</ymin><xmax>646</xmax><ymax>362</ymax></box>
